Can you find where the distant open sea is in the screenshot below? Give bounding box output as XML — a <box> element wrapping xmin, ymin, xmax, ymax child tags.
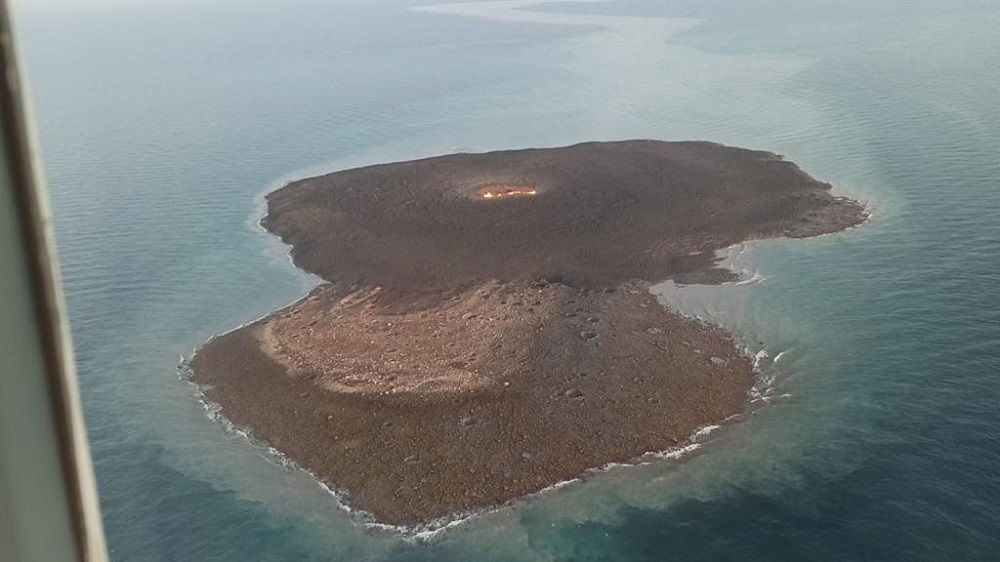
<box><xmin>16</xmin><ymin>0</ymin><xmax>1000</xmax><ymax>559</ymax></box>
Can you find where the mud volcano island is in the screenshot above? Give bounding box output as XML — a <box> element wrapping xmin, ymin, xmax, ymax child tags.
<box><xmin>190</xmin><ymin>140</ymin><xmax>866</xmax><ymax>526</ymax></box>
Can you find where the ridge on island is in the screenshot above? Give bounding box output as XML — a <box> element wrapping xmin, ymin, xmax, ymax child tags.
<box><xmin>190</xmin><ymin>140</ymin><xmax>867</xmax><ymax>527</ymax></box>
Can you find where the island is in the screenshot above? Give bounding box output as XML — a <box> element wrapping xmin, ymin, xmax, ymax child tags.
<box><xmin>189</xmin><ymin>140</ymin><xmax>867</xmax><ymax>527</ymax></box>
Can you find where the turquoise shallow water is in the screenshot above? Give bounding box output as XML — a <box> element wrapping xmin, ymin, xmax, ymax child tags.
<box><xmin>15</xmin><ymin>0</ymin><xmax>1000</xmax><ymax>559</ymax></box>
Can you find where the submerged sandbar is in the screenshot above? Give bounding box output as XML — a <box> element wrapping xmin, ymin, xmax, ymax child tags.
<box><xmin>190</xmin><ymin>140</ymin><xmax>866</xmax><ymax>526</ymax></box>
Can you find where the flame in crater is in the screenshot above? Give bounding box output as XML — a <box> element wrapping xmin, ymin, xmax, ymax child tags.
<box><xmin>478</xmin><ymin>186</ymin><xmax>538</xmax><ymax>199</ymax></box>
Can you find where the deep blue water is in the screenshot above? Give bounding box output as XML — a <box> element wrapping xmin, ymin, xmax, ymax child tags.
<box><xmin>15</xmin><ymin>0</ymin><xmax>1000</xmax><ymax>560</ymax></box>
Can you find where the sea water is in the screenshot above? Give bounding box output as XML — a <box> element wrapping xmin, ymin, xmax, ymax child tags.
<box><xmin>14</xmin><ymin>0</ymin><xmax>1000</xmax><ymax>559</ymax></box>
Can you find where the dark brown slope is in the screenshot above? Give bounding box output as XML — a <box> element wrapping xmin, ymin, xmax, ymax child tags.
<box><xmin>262</xmin><ymin>140</ymin><xmax>864</xmax><ymax>291</ymax></box>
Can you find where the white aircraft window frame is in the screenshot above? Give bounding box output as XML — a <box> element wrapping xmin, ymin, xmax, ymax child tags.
<box><xmin>0</xmin><ymin>1</ymin><xmax>108</xmax><ymax>560</ymax></box>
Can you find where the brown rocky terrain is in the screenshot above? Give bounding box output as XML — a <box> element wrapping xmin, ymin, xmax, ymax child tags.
<box><xmin>190</xmin><ymin>140</ymin><xmax>867</xmax><ymax>526</ymax></box>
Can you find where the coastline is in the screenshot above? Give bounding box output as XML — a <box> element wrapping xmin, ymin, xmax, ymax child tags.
<box><xmin>189</xmin><ymin>140</ymin><xmax>868</xmax><ymax>527</ymax></box>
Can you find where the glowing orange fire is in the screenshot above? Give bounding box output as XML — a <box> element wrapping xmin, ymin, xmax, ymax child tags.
<box><xmin>477</xmin><ymin>186</ymin><xmax>538</xmax><ymax>199</ymax></box>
